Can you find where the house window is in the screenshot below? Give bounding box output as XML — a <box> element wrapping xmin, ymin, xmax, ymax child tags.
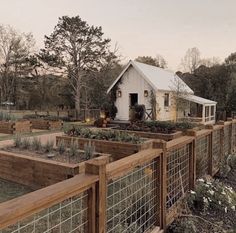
<box><xmin>164</xmin><ymin>93</ymin><xmax>169</xmax><ymax>107</ymax></box>
<box><xmin>205</xmin><ymin>106</ymin><xmax>210</xmax><ymax>122</ymax></box>
<box><xmin>210</xmin><ymin>105</ymin><xmax>215</xmax><ymax>120</ymax></box>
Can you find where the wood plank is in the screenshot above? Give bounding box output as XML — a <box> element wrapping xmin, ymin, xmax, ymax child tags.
<box><xmin>0</xmin><ymin>174</ymin><xmax>98</xmax><ymax>229</ymax></box>
<box><xmin>106</xmin><ymin>149</ymin><xmax>162</xmax><ymax>179</ymax></box>
<box><xmin>166</xmin><ymin>136</ymin><xmax>194</xmax><ymax>150</ymax></box>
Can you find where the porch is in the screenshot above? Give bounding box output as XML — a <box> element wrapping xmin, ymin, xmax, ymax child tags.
<box><xmin>181</xmin><ymin>95</ymin><xmax>217</xmax><ymax>125</ymax></box>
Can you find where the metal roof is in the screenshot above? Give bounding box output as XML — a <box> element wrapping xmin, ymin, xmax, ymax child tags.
<box><xmin>107</xmin><ymin>60</ymin><xmax>194</xmax><ymax>94</ymax></box>
<box><xmin>181</xmin><ymin>94</ymin><xmax>217</xmax><ymax>105</ymax></box>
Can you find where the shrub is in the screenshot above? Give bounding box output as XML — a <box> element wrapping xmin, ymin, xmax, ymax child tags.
<box><xmin>188</xmin><ymin>178</ymin><xmax>236</xmax><ymax>214</ymax></box>
<box><xmin>14</xmin><ymin>134</ymin><xmax>22</xmax><ymax>148</ymax></box>
<box><xmin>218</xmin><ymin>154</ymin><xmax>234</xmax><ymax>178</ymax></box>
<box><xmin>44</xmin><ymin>140</ymin><xmax>54</xmax><ymax>153</ymax></box>
<box><xmin>31</xmin><ymin>137</ymin><xmax>42</xmax><ymax>151</ymax></box>
<box><xmin>69</xmin><ymin>141</ymin><xmax>78</xmax><ymax>157</ymax></box>
<box><xmin>65</xmin><ymin>127</ymin><xmax>143</xmax><ymax>144</ymax></box>
<box><xmin>44</xmin><ymin>116</ymin><xmax>60</xmax><ymax>121</ymax></box>
<box><xmin>58</xmin><ymin>140</ymin><xmax>66</xmax><ymax>155</ymax></box>
<box><xmin>84</xmin><ymin>140</ymin><xmax>95</xmax><ymax>160</ymax></box>
<box><xmin>22</xmin><ymin>114</ymin><xmax>38</xmax><ymax>119</ymax></box>
<box><xmin>175</xmin><ymin>121</ymin><xmax>198</xmax><ymax>130</ymax></box>
<box><xmin>21</xmin><ymin>137</ymin><xmax>31</xmax><ymax>149</ymax></box>
<box><xmin>227</xmin><ymin>153</ymin><xmax>236</xmax><ymax>170</ymax></box>
<box><xmin>168</xmin><ymin>218</ymin><xmax>197</xmax><ymax>233</ymax></box>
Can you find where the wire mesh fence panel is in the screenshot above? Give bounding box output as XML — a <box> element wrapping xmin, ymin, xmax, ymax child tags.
<box><xmin>212</xmin><ymin>129</ymin><xmax>222</xmax><ymax>175</ymax></box>
<box><xmin>0</xmin><ymin>192</ymin><xmax>88</xmax><ymax>233</ymax></box>
<box><xmin>106</xmin><ymin>159</ymin><xmax>158</xmax><ymax>233</ymax></box>
<box><xmin>195</xmin><ymin>135</ymin><xmax>210</xmax><ymax>178</ymax></box>
<box><xmin>166</xmin><ymin>144</ymin><xmax>190</xmax><ymax>211</ymax></box>
<box><xmin>223</xmin><ymin>125</ymin><xmax>231</xmax><ymax>157</ymax></box>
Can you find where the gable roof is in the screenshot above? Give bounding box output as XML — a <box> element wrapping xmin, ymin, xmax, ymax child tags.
<box><xmin>107</xmin><ymin>60</ymin><xmax>194</xmax><ymax>94</ymax></box>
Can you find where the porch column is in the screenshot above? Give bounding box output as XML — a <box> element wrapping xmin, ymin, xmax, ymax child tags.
<box><xmin>213</xmin><ymin>105</ymin><xmax>216</xmax><ymax>122</ymax></box>
<box><xmin>202</xmin><ymin>104</ymin><xmax>205</xmax><ymax>124</ymax></box>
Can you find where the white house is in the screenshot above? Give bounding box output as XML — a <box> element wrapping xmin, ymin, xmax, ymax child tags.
<box><xmin>107</xmin><ymin>60</ymin><xmax>217</xmax><ymax>125</ymax></box>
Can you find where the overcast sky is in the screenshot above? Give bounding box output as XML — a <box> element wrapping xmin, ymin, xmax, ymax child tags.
<box><xmin>0</xmin><ymin>0</ymin><xmax>235</xmax><ymax>70</ymax></box>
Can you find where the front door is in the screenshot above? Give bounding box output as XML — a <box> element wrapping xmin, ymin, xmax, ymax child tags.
<box><xmin>129</xmin><ymin>93</ymin><xmax>138</xmax><ymax>120</ymax></box>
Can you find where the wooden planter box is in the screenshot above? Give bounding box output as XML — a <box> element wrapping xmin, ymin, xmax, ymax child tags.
<box><xmin>0</xmin><ymin>120</ymin><xmax>31</xmax><ymax>134</ymax></box>
<box><xmin>31</xmin><ymin>119</ymin><xmax>63</xmax><ymax>130</ymax></box>
<box><xmin>56</xmin><ymin>135</ymin><xmax>154</xmax><ymax>160</ymax></box>
<box><xmin>107</xmin><ymin>129</ymin><xmax>182</xmax><ymax>141</ymax></box>
<box><xmin>0</xmin><ymin>150</ymin><xmax>109</xmax><ymax>190</ymax></box>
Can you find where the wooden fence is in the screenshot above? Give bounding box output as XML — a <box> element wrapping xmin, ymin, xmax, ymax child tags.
<box><xmin>0</xmin><ymin>119</ymin><xmax>236</xmax><ymax>233</ymax></box>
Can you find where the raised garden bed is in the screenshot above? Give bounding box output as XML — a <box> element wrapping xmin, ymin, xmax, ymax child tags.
<box><xmin>0</xmin><ymin>120</ymin><xmax>31</xmax><ymax>134</ymax></box>
<box><xmin>56</xmin><ymin>135</ymin><xmax>153</xmax><ymax>160</ymax></box>
<box><xmin>30</xmin><ymin>119</ymin><xmax>63</xmax><ymax>130</ymax></box>
<box><xmin>0</xmin><ymin>135</ymin><xmax>110</xmax><ymax>189</ymax></box>
<box><xmin>108</xmin><ymin>120</ymin><xmax>199</xmax><ymax>141</ymax></box>
<box><xmin>106</xmin><ymin>128</ymin><xmax>182</xmax><ymax>141</ymax></box>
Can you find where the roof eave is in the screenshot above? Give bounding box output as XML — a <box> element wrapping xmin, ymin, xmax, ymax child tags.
<box><xmin>107</xmin><ymin>61</ymin><xmax>132</xmax><ymax>94</ymax></box>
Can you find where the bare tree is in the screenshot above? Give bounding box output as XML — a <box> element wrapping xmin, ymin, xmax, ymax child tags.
<box><xmin>170</xmin><ymin>75</ymin><xmax>189</xmax><ymax>121</ymax></box>
<box><xmin>200</xmin><ymin>57</ymin><xmax>221</xmax><ymax>67</ymax></box>
<box><xmin>0</xmin><ymin>25</ymin><xmax>35</xmax><ymax>104</ymax></box>
<box><xmin>155</xmin><ymin>54</ymin><xmax>168</xmax><ymax>68</ymax></box>
<box><xmin>181</xmin><ymin>47</ymin><xmax>201</xmax><ymax>73</ymax></box>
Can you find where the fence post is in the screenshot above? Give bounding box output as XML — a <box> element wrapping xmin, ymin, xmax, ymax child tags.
<box><xmin>186</xmin><ymin>130</ymin><xmax>197</xmax><ymax>188</ymax></box>
<box><xmin>208</xmin><ymin>131</ymin><xmax>213</xmax><ymax>176</ymax></box>
<box><xmin>206</xmin><ymin>125</ymin><xmax>214</xmax><ymax>176</ymax></box>
<box><xmin>85</xmin><ymin>156</ymin><xmax>110</xmax><ymax>233</ymax></box>
<box><xmin>232</xmin><ymin>120</ymin><xmax>236</xmax><ymax>152</ymax></box>
<box><xmin>189</xmin><ymin>140</ymin><xmax>196</xmax><ymax>189</ymax></box>
<box><xmin>217</xmin><ymin>121</ymin><xmax>225</xmax><ymax>161</ymax></box>
<box><xmin>153</xmin><ymin>140</ymin><xmax>167</xmax><ymax>229</ymax></box>
<box><xmin>227</xmin><ymin>118</ymin><xmax>233</xmax><ymax>154</ymax></box>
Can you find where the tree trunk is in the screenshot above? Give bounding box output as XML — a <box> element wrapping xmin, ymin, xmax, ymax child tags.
<box><xmin>75</xmin><ymin>86</ymin><xmax>81</xmax><ymax>120</ymax></box>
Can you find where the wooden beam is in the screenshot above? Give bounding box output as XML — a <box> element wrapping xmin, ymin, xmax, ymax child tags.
<box><xmin>85</xmin><ymin>156</ymin><xmax>109</xmax><ymax>233</ymax></box>
<box><xmin>0</xmin><ymin>174</ymin><xmax>98</xmax><ymax>230</ymax></box>
<box><xmin>106</xmin><ymin>149</ymin><xmax>162</xmax><ymax>179</ymax></box>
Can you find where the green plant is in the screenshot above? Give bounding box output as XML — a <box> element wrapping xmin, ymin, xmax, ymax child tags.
<box><xmin>218</xmin><ymin>154</ymin><xmax>233</xmax><ymax>178</ymax></box>
<box><xmin>44</xmin><ymin>140</ymin><xmax>54</xmax><ymax>153</ymax></box>
<box><xmin>84</xmin><ymin>140</ymin><xmax>95</xmax><ymax>160</ymax></box>
<box><xmin>58</xmin><ymin>140</ymin><xmax>66</xmax><ymax>155</ymax></box>
<box><xmin>0</xmin><ymin>111</ymin><xmax>16</xmax><ymax>121</ymax></box>
<box><xmin>188</xmin><ymin>178</ymin><xmax>236</xmax><ymax>214</ymax></box>
<box><xmin>31</xmin><ymin>137</ymin><xmax>42</xmax><ymax>151</ymax></box>
<box><xmin>168</xmin><ymin>218</ymin><xmax>197</xmax><ymax>233</ymax></box>
<box><xmin>65</xmin><ymin>127</ymin><xmax>143</xmax><ymax>144</ymax></box>
<box><xmin>21</xmin><ymin>137</ymin><xmax>31</xmax><ymax>149</ymax></box>
<box><xmin>227</xmin><ymin>153</ymin><xmax>236</xmax><ymax>170</ymax></box>
<box><xmin>13</xmin><ymin>134</ymin><xmax>22</xmax><ymax>148</ymax></box>
<box><xmin>69</xmin><ymin>141</ymin><xmax>78</xmax><ymax>157</ymax></box>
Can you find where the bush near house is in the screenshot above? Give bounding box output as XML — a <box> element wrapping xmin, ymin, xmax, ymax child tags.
<box><xmin>121</xmin><ymin>120</ymin><xmax>197</xmax><ymax>134</ymax></box>
<box><xmin>65</xmin><ymin>126</ymin><xmax>144</xmax><ymax>144</ymax></box>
